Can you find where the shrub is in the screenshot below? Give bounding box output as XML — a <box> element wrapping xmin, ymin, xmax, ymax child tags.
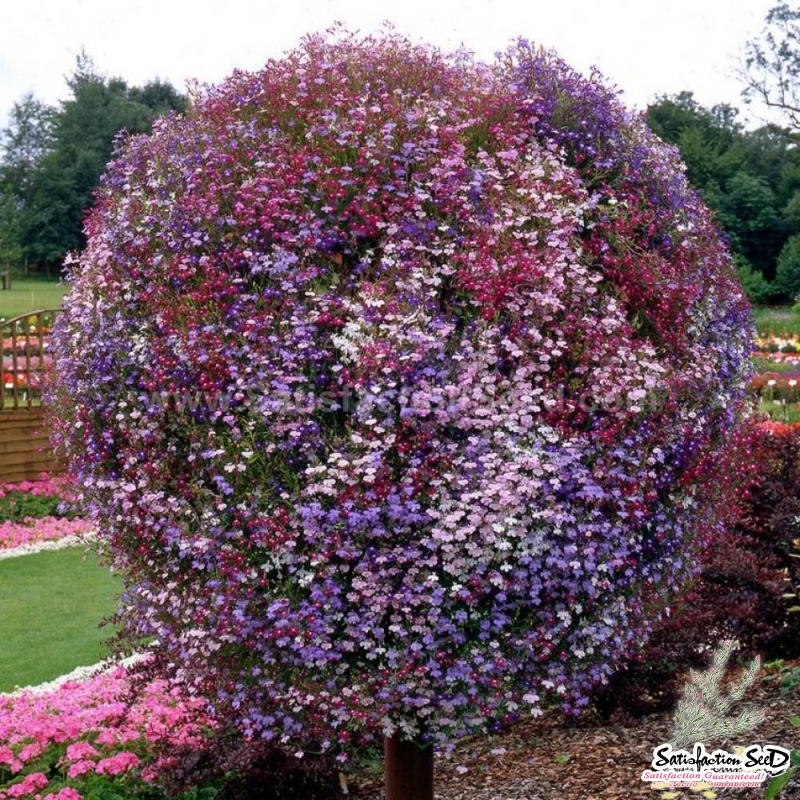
<box><xmin>776</xmin><ymin>234</ymin><xmax>800</xmax><ymax>302</ymax></box>
<box><xmin>596</xmin><ymin>420</ymin><xmax>800</xmax><ymax>718</ymax></box>
<box><xmin>736</xmin><ymin>254</ymin><xmax>774</xmax><ymax>305</ymax></box>
<box><xmin>0</xmin><ymin>490</ymin><xmax>79</xmax><ymax>523</ymax></box>
<box><xmin>50</xmin><ymin>31</ymin><xmax>753</xmax><ymax>757</ymax></box>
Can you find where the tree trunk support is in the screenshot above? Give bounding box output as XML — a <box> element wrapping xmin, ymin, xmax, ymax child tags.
<box><xmin>384</xmin><ymin>734</ymin><xmax>434</xmax><ymax>800</ymax></box>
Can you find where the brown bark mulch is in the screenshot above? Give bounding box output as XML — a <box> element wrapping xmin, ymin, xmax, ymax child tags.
<box><xmin>347</xmin><ymin>659</ymin><xmax>800</xmax><ymax>800</ymax></box>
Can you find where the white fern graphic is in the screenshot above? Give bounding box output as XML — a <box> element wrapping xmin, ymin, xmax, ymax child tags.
<box><xmin>671</xmin><ymin>640</ymin><xmax>766</xmax><ymax>749</ymax></box>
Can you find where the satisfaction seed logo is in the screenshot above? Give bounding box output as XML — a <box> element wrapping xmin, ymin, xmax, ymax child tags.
<box><xmin>641</xmin><ymin>640</ymin><xmax>792</xmax><ymax>789</ymax></box>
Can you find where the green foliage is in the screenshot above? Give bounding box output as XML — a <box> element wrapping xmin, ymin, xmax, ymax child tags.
<box><xmin>775</xmin><ymin>233</ymin><xmax>800</xmax><ymax>299</ymax></box>
<box><xmin>0</xmin><ymin>547</ymin><xmax>121</xmax><ymax>692</ymax></box>
<box><xmin>780</xmin><ymin>667</ymin><xmax>800</xmax><ymax>697</ymax></box>
<box><xmin>59</xmin><ymin>770</ymin><xmax>215</xmax><ymax>800</ymax></box>
<box><xmin>0</xmin><ymin>54</ymin><xmax>185</xmax><ymax>274</ymax></box>
<box><xmin>646</xmin><ymin>91</ymin><xmax>800</xmax><ymax>298</ymax></box>
<box><xmin>0</xmin><ymin>93</ymin><xmax>55</xmax><ymax>191</ymax></box>
<box><xmin>752</xmin><ymin>356</ymin><xmax>800</xmax><ymax>374</ymax></box>
<box><xmin>765</xmin><ymin>748</ymin><xmax>800</xmax><ymax>800</ymax></box>
<box><xmin>0</xmin><ymin>491</ymin><xmax>77</xmax><ymax>522</ymax></box>
<box><xmin>782</xmin><ymin>189</ymin><xmax>800</xmax><ymax>229</ymax></box>
<box><xmin>0</xmin><ymin>94</ymin><xmax>55</xmax><ymax>271</ymax></box>
<box><xmin>0</xmin><ymin>736</ymin><xmax>222</xmax><ymax>800</ymax></box>
<box><xmin>753</xmin><ymin>306</ymin><xmax>800</xmax><ymax>336</ymax></box>
<box><xmin>716</xmin><ymin>173</ymin><xmax>785</xmax><ymax>271</ymax></box>
<box><xmin>762</xmin><ymin>660</ymin><xmax>800</xmax><ymax>695</ymax></box>
<box><xmin>736</xmin><ymin>254</ymin><xmax>775</xmax><ymax>304</ymax></box>
<box><xmin>0</xmin><ymin>193</ymin><xmax>23</xmax><ymax>270</ymax></box>
<box><xmin>645</xmin><ymin>92</ymin><xmax>745</xmax><ymax>189</ymax></box>
<box><xmin>758</xmin><ymin>398</ymin><xmax>800</xmax><ymax>424</ymax></box>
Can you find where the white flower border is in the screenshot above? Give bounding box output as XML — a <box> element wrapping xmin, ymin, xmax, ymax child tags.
<box><xmin>1</xmin><ymin>653</ymin><xmax>145</xmax><ymax>698</ymax></box>
<box><xmin>0</xmin><ymin>531</ymin><xmax>97</xmax><ymax>561</ymax></box>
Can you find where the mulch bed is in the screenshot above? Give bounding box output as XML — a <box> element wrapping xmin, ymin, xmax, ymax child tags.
<box><xmin>344</xmin><ymin>659</ymin><xmax>800</xmax><ymax>800</ymax></box>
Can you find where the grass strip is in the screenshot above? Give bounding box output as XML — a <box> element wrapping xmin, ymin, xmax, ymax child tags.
<box><xmin>0</xmin><ymin>546</ymin><xmax>121</xmax><ymax>693</ymax></box>
<box><xmin>0</xmin><ymin>278</ymin><xmax>68</xmax><ymax>320</ymax></box>
<box><xmin>753</xmin><ymin>307</ymin><xmax>800</xmax><ymax>338</ymax></box>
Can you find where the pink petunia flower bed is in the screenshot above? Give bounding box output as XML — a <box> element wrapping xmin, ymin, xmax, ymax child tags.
<box><xmin>0</xmin><ymin>476</ymin><xmax>91</xmax><ymax>554</ymax></box>
<box><xmin>0</xmin><ymin>476</ymin><xmax>73</xmax><ymax>501</ymax></box>
<box><xmin>0</xmin><ymin>476</ymin><xmax>216</xmax><ymax>798</ymax></box>
<box><xmin>0</xmin><ymin>666</ymin><xmax>213</xmax><ymax>799</ymax></box>
<box><xmin>0</xmin><ymin>517</ymin><xmax>93</xmax><ymax>554</ymax></box>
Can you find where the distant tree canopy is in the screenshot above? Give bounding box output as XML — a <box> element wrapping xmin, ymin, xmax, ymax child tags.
<box><xmin>646</xmin><ymin>91</ymin><xmax>800</xmax><ymax>304</ymax></box>
<box><xmin>0</xmin><ymin>54</ymin><xmax>186</xmax><ymax>274</ymax></box>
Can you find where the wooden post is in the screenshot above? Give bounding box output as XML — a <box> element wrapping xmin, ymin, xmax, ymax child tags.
<box><xmin>384</xmin><ymin>734</ymin><xmax>434</xmax><ymax>800</ymax></box>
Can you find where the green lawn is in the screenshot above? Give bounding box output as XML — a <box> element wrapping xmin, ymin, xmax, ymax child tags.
<box><xmin>753</xmin><ymin>306</ymin><xmax>800</xmax><ymax>338</ymax></box>
<box><xmin>0</xmin><ymin>277</ymin><xmax>69</xmax><ymax>320</ymax></box>
<box><xmin>0</xmin><ymin>546</ymin><xmax>121</xmax><ymax>693</ymax></box>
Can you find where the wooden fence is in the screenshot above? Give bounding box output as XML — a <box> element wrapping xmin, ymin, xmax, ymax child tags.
<box><xmin>0</xmin><ymin>409</ymin><xmax>59</xmax><ymax>482</ymax></box>
<box><xmin>1</xmin><ymin>310</ymin><xmax>61</xmax><ymax>482</ymax></box>
<box><xmin>2</xmin><ymin>310</ymin><xmax>58</xmax><ymax>411</ymax></box>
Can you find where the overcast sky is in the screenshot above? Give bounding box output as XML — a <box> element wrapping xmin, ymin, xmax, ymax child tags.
<box><xmin>0</xmin><ymin>0</ymin><xmax>780</xmax><ymax>131</ymax></box>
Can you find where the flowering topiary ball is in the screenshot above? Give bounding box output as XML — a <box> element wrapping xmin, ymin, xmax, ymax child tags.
<box><xmin>51</xmin><ymin>31</ymin><xmax>753</xmax><ymax>753</ymax></box>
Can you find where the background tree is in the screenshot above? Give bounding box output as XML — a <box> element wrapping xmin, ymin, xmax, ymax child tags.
<box><xmin>774</xmin><ymin>231</ymin><xmax>800</xmax><ymax>299</ymax></box>
<box><xmin>645</xmin><ymin>92</ymin><xmax>745</xmax><ymax>191</ymax></box>
<box><xmin>0</xmin><ymin>193</ymin><xmax>23</xmax><ymax>274</ymax></box>
<box><xmin>0</xmin><ymin>94</ymin><xmax>55</xmax><ymax>272</ymax></box>
<box><xmin>0</xmin><ymin>54</ymin><xmax>186</xmax><ymax>275</ymax></box>
<box><xmin>743</xmin><ymin>2</ymin><xmax>800</xmax><ymax>131</ymax></box>
<box><xmin>645</xmin><ymin>93</ymin><xmax>800</xmax><ymax>302</ymax></box>
<box><xmin>714</xmin><ymin>172</ymin><xmax>784</xmax><ymax>276</ymax></box>
<box><xmin>735</xmin><ymin>254</ymin><xmax>774</xmax><ymax>305</ymax></box>
<box><xmin>0</xmin><ymin>93</ymin><xmax>55</xmax><ymax>191</ymax></box>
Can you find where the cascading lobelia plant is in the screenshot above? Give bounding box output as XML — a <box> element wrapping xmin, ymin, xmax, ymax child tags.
<box><xmin>49</xmin><ymin>28</ymin><xmax>753</xmax><ymax>766</ymax></box>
